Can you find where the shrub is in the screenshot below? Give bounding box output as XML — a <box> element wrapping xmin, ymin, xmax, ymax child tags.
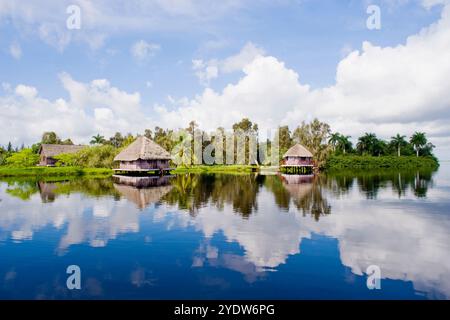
<box><xmin>5</xmin><ymin>149</ymin><xmax>39</xmax><ymax>167</ymax></box>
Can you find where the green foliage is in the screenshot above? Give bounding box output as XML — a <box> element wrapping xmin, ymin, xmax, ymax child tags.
<box><xmin>325</xmin><ymin>155</ymin><xmax>439</xmax><ymax>170</ymax></box>
<box><xmin>55</xmin><ymin>145</ymin><xmax>119</xmax><ymax>168</ymax></box>
<box><xmin>5</xmin><ymin>148</ymin><xmax>39</xmax><ymax>167</ymax></box>
<box><xmin>0</xmin><ymin>166</ymin><xmax>112</xmax><ymax>178</ymax></box>
<box><xmin>90</xmin><ymin>134</ymin><xmax>106</xmax><ymax>145</ymax></box>
<box><xmin>292</xmin><ymin>118</ymin><xmax>332</xmax><ymax>168</ymax></box>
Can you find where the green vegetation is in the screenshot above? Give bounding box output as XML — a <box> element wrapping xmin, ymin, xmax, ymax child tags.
<box><xmin>172</xmin><ymin>165</ymin><xmax>256</xmax><ymax>174</ymax></box>
<box><xmin>0</xmin><ymin>167</ymin><xmax>112</xmax><ymax>178</ymax></box>
<box><xmin>5</xmin><ymin>149</ymin><xmax>39</xmax><ymax>167</ymax></box>
<box><xmin>325</xmin><ymin>155</ymin><xmax>439</xmax><ymax>170</ymax></box>
<box><xmin>0</xmin><ymin>120</ymin><xmax>440</xmax><ymax>176</ymax></box>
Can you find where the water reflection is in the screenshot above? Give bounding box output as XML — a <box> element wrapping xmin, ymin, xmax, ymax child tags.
<box><xmin>0</xmin><ymin>166</ymin><xmax>448</xmax><ymax>299</ymax></box>
<box><xmin>112</xmin><ymin>175</ymin><xmax>173</xmax><ymax>209</ymax></box>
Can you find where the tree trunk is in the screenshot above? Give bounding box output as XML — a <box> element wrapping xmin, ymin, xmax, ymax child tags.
<box><xmin>398</xmin><ymin>146</ymin><xmax>400</xmax><ymax>157</ymax></box>
<box><xmin>416</xmin><ymin>149</ymin><xmax>419</xmax><ymax>157</ymax></box>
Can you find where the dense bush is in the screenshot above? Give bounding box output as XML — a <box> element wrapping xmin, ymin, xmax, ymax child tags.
<box><xmin>324</xmin><ymin>155</ymin><xmax>439</xmax><ymax>170</ymax></box>
<box><xmin>5</xmin><ymin>149</ymin><xmax>39</xmax><ymax>167</ymax></box>
<box><xmin>54</xmin><ymin>145</ymin><xmax>120</xmax><ymax>168</ymax></box>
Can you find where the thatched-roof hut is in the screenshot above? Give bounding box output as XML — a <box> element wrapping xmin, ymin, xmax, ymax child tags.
<box><xmin>38</xmin><ymin>144</ymin><xmax>86</xmax><ymax>166</ymax></box>
<box><xmin>282</xmin><ymin>144</ymin><xmax>314</xmax><ymax>167</ymax></box>
<box><xmin>113</xmin><ymin>136</ymin><xmax>171</xmax><ymax>173</ymax></box>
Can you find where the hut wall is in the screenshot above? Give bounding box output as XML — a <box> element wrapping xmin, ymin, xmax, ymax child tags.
<box><xmin>39</xmin><ymin>156</ymin><xmax>57</xmax><ymax>166</ymax></box>
<box><xmin>119</xmin><ymin>159</ymin><xmax>170</xmax><ymax>170</ymax></box>
<box><xmin>283</xmin><ymin>156</ymin><xmax>313</xmax><ymax>166</ymax></box>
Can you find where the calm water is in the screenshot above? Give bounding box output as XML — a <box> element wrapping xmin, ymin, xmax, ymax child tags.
<box><xmin>1</xmin><ymin>164</ymin><xmax>449</xmax><ymax>300</ymax></box>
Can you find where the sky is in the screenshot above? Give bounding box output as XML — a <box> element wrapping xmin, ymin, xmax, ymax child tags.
<box><xmin>0</xmin><ymin>0</ymin><xmax>449</xmax><ymax>159</ymax></box>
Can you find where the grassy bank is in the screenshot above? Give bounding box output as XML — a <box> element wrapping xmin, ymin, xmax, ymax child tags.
<box><xmin>324</xmin><ymin>155</ymin><xmax>439</xmax><ymax>170</ymax></box>
<box><xmin>0</xmin><ymin>166</ymin><xmax>113</xmax><ymax>178</ymax></box>
<box><xmin>172</xmin><ymin>165</ymin><xmax>257</xmax><ymax>174</ymax></box>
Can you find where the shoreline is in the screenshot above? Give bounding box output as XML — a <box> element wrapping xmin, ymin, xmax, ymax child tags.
<box><xmin>0</xmin><ymin>156</ymin><xmax>440</xmax><ymax>178</ymax></box>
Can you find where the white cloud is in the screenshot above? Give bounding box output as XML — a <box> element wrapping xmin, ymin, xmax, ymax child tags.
<box><xmin>131</xmin><ymin>40</ymin><xmax>161</xmax><ymax>62</ymax></box>
<box><xmin>9</xmin><ymin>42</ymin><xmax>22</xmax><ymax>59</ymax></box>
<box><xmin>192</xmin><ymin>42</ymin><xmax>265</xmax><ymax>85</ymax></box>
<box><xmin>159</xmin><ymin>4</ymin><xmax>450</xmax><ymax>159</ymax></box>
<box><xmin>0</xmin><ymin>73</ymin><xmax>154</xmax><ymax>146</ymax></box>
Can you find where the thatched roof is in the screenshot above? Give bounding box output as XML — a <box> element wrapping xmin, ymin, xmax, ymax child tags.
<box><xmin>283</xmin><ymin>144</ymin><xmax>313</xmax><ymax>158</ymax></box>
<box><xmin>39</xmin><ymin>144</ymin><xmax>86</xmax><ymax>157</ymax></box>
<box><xmin>114</xmin><ymin>136</ymin><xmax>171</xmax><ymax>161</ymax></box>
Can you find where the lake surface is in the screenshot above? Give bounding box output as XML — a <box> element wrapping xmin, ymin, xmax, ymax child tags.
<box><xmin>0</xmin><ymin>164</ymin><xmax>449</xmax><ymax>299</ymax></box>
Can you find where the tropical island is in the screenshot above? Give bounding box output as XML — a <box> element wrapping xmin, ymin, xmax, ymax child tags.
<box><xmin>0</xmin><ymin>118</ymin><xmax>439</xmax><ymax>178</ymax></box>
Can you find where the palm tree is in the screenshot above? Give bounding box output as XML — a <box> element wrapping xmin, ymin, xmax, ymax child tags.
<box><xmin>410</xmin><ymin>132</ymin><xmax>427</xmax><ymax>157</ymax></box>
<box><xmin>90</xmin><ymin>134</ymin><xmax>106</xmax><ymax>145</ymax></box>
<box><xmin>328</xmin><ymin>133</ymin><xmax>341</xmax><ymax>151</ymax></box>
<box><xmin>357</xmin><ymin>133</ymin><xmax>377</xmax><ymax>155</ymax></box>
<box><xmin>390</xmin><ymin>134</ymin><xmax>407</xmax><ymax>157</ymax></box>
<box><xmin>338</xmin><ymin>135</ymin><xmax>352</xmax><ymax>154</ymax></box>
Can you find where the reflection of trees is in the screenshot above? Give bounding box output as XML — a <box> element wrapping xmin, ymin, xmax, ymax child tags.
<box><xmin>3</xmin><ymin>178</ymin><xmax>120</xmax><ymax>202</ymax></box>
<box><xmin>326</xmin><ymin>169</ymin><xmax>435</xmax><ymax>199</ymax></box>
<box><xmin>5</xmin><ymin>180</ymin><xmax>39</xmax><ymax>201</ymax></box>
<box><xmin>293</xmin><ymin>175</ymin><xmax>331</xmax><ymax>221</ymax></box>
<box><xmin>275</xmin><ymin>175</ymin><xmax>331</xmax><ymax>221</ymax></box>
<box><xmin>163</xmin><ymin>174</ymin><xmax>262</xmax><ymax>217</ymax></box>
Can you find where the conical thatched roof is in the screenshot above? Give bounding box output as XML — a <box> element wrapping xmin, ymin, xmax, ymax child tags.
<box><xmin>39</xmin><ymin>144</ymin><xmax>86</xmax><ymax>157</ymax></box>
<box><xmin>283</xmin><ymin>143</ymin><xmax>313</xmax><ymax>158</ymax></box>
<box><xmin>114</xmin><ymin>136</ymin><xmax>171</xmax><ymax>161</ymax></box>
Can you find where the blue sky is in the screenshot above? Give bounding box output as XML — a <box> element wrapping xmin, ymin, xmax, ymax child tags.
<box><xmin>0</xmin><ymin>0</ymin><xmax>449</xmax><ymax>158</ymax></box>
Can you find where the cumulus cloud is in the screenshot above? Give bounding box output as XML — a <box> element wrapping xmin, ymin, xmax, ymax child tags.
<box><xmin>192</xmin><ymin>42</ymin><xmax>265</xmax><ymax>85</ymax></box>
<box><xmin>0</xmin><ymin>73</ymin><xmax>153</xmax><ymax>146</ymax></box>
<box><xmin>131</xmin><ymin>40</ymin><xmax>161</xmax><ymax>62</ymax></box>
<box><xmin>158</xmin><ymin>4</ymin><xmax>450</xmax><ymax>158</ymax></box>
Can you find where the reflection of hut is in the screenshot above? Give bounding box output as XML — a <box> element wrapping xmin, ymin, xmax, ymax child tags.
<box><xmin>38</xmin><ymin>181</ymin><xmax>59</xmax><ymax>203</ymax></box>
<box><xmin>281</xmin><ymin>144</ymin><xmax>314</xmax><ymax>174</ymax></box>
<box><xmin>113</xmin><ymin>136</ymin><xmax>172</xmax><ymax>174</ymax></box>
<box><xmin>279</xmin><ymin>174</ymin><xmax>313</xmax><ymax>201</ymax></box>
<box><xmin>113</xmin><ymin>175</ymin><xmax>173</xmax><ymax>209</ymax></box>
<box><xmin>38</xmin><ymin>144</ymin><xmax>85</xmax><ymax>166</ymax></box>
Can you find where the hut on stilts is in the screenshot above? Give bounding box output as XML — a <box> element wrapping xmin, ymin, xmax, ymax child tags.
<box><xmin>280</xmin><ymin>143</ymin><xmax>314</xmax><ymax>174</ymax></box>
<box><xmin>113</xmin><ymin>136</ymin><xmax>173</xmax><ymax>175</ymax></box>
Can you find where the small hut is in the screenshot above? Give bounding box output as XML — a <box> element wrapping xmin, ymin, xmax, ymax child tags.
<box><xmin>38</xmin><ymin>144</ymin><xmax>86</xmax><ymax>166</ymax></box>
<box><xmin>113</xmin><ymin>136</ymin><xmax>172</xmax><ymax>174</ymax></box>
<box><xmin>281</xmin><ymin>143</ymin><xmax>314</xmax><ymax>174</ymax></box>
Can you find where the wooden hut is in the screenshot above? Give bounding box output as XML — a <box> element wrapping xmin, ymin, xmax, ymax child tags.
<box><xmin>38</xmin><ymin>144</ymin><xmax>85</xmax><ymax>166</ymax></box>
<box><xmin>281</xmin><ymin>143</ymin><xmax>314</xmax><ymax>174</ymax></box>
<box><xmin>113</xmin><ymin>136</ymin><xmax>172</xmax><ymax>174</ymax></box>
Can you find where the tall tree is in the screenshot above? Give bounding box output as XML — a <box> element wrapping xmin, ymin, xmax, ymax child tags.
<box><xmin>277</xmin><ymin>125</ymin><xmax>292</xmax><ymax>155</ymax></box>
<box><xmin>328</xmin><ymin>132</ymin><xmax>341</xmax><ymax>152</ymax></box>
<box><xmin>144</xmin><ymin>129</ymin><xmax>153</xmax><ymax>140</ymax></box>
<box><xmin>292</xmin><ymin>118</ymin><xmax>331</xmax><ymax>167</ymax></box>
<box><xmin>410</xmin><ymin>132</ymin><xmax>427</xmax><ymax>157</ymax></box>
<box><xmin>390</xmin><ymin>134</ymin><xmax>407</xmax><ymax>157</ymax></box>
<box><xmin>90</xmin><ymin>134</ymin><xmax>106</xmax><ymax>145</ymax></box>
<box><xmin>41</xmin><ymin>132</ymin><xmax>61</xmax><ymax>144</ymax></box>
<box><xmin>109</xmin><ymin>132</ymin><xmax>124</xmax><ymax>148</ymax></box>
<box><xmin>357</xmin><ymin>133</ymin><xmax>377</xmax><ymax>155</ymax></box>
<box><xmin>338</xmin><ymin>135</ymin><xmax>352</xmax><ymax>154</ymax></box>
